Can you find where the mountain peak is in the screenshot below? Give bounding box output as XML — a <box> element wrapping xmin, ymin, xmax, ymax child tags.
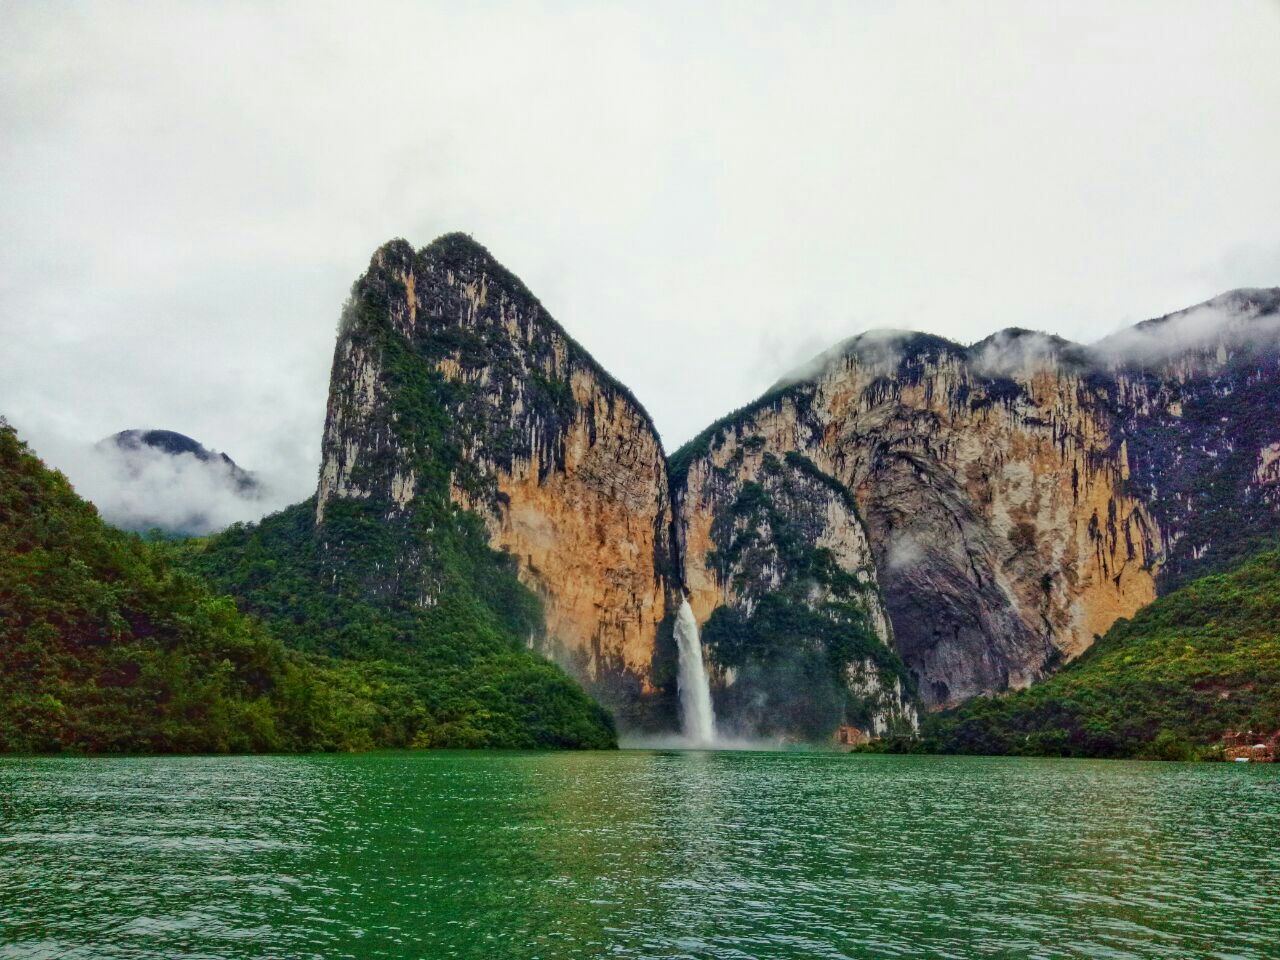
<box><xmin>106</xmin><ymin>429</ymin><xmax>236</xmax><ymax>468</ymax></box>
<box><xmin>419</xmin><ymin>231</ymin><xmax>495</xmax><ymax>263</ymax></box>
<box><xmin>103</xmin><ymin>429</ymin><xmax>255</xmax><ymax>487</ymax></box>
<box><xmin>91</xmin><ymin>429</ymin><xmax>261</xmax><ymax>534</ymax></box>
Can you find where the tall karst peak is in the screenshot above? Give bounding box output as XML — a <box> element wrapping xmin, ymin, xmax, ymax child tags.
<box><xmin>316</xmin><ymin>233</ymin><xmax>679</xmax><ymax>725</ymax></box>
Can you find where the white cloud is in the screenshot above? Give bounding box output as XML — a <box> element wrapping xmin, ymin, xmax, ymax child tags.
<box><xmin>886</xmin><ymin>532</ymin><xmax>925</xmax><ymax>573</ymax></box>
<box><xmin>969</xmin><ymin>330</ymin><xmax>1075</xmax><ymax>378</ymax></box>
<box><xmin>1</xmin><ymin>0</ymin><xmax>1277</xmax><ymax>484</ymax></box>
<box><xmin>1091</xmin><ymin>291</ymin><xmax>1280</xmax><ymax>366</ymax></box>
<box><xmin>27</xmin><ymin>430</ymin><xmax>301</xmax><ymax>535</ymax></box>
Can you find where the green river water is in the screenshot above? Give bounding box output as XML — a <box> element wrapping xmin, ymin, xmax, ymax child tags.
<box><xmin>1</xmin><ymin>750</ymin><xmax>1277</xmax><ymax>959</ymax></box>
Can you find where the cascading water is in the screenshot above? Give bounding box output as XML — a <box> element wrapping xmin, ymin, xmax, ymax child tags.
<box><xmin>673</xmin><ymin>597</ymin><xmax>717</xmax><ymax>745</ymax></box>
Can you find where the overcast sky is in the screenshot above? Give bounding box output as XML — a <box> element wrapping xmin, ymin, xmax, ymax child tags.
<box><xmin>2</xmin><ymin>1</ymin><xmax>1278</xmax><ymax>510</ymax></box>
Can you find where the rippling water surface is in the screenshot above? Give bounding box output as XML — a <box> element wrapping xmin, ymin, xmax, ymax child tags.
<box><xmin>1</xmin><ymin>751</ymin><xmax>1277</xmax><ymax>959</ymax></box>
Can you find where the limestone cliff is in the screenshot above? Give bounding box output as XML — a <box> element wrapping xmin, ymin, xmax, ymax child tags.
<box><xmin>677</xmin><ymin>442</ymin><xmax>915</xmax><ymax>737</ymax></box>
<box><xmin>672</xmin><ymin>289</ymin><xmax>1280</xmax><ymax>711</ymax></box>
<box><xmin>315</xmin><ymin>235</ymin><xmax>678</xmax><ymax>721</ymax></box>
<box><xmin>1098</xmin><ymin>289</ymin><xmax>1280</xmax><ymax>589</ymax></box>
<box><xmin>674</xmin><ymin>333</ymin><xmax>1158</xmax><ymax>710</ymax></box>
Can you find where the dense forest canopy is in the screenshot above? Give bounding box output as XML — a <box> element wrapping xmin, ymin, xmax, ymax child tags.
<box><xmin>0</xmin><ymin>422</ymin><xmax>615</xmax><ymax>753</ymax></box>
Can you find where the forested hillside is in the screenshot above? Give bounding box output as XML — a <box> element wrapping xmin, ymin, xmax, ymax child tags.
<box><xmin>894</xmin><ymin>548</ymin><xmax>1280</xmax><ymax>759</ymax></box>
<box><xmin>184</xmin><ymin>496</ymin><xmax>617</xmax><ymax>750</ymax></box>
<box><xmin>0</xmin><ymin>422</ymin><xmax>615</xmax><ymax>753</ymax></box>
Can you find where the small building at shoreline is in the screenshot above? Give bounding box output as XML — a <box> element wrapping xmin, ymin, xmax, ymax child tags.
<box><xmin>834</xmin><ymin>725</ymin><xmax>871</xmax><ymax>750</ymax></box>
<box><xmin>1221</xmin><ymin>729</ymin><xmax>1279</xmax><ymax>762</ymax></box>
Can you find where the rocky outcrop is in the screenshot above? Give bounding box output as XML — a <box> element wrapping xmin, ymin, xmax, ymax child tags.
<box><xmin>672</xmin><ymin>289</ymin><xmax>1280</xmax><ymax>711</ymax></box>
<box><xmin>678</xmin><ymin>440</ymin><xmax>915</xmax><ymax>737</ymax></box>
<box><xmin>673</xmin><ymin>334</ymin><xmax>1158</xmax><ymax>709</ymax></box>
<box><xmin>1099</xmin><ymin>289</ymin><xmax>1280</xmax><ymax>589</ymax></box>
<box><xmin>315</xmin><ymin>235</ymin><xmax>678</xmax><ymax>722</ymax></box>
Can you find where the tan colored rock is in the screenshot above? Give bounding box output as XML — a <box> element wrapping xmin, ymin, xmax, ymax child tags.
<box><xmin>676</xmin><ymin>334</ymin><xmax>1162</xmax><ymax>708</ymax></box>
<box><xmin>315</xmin><ymin>236</ymin><xmax>675</xmax><ymax>718</ymax></box>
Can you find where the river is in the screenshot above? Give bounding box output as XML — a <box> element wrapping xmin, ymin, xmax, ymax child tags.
<box><xmin>1</xmin><ymin>751</ymin><xmax>1277</xmax><ymax>959</ymax></box>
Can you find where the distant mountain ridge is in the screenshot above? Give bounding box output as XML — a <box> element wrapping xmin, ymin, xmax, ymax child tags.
<box><xmin>103</xmin><ymin>429</ymin><xmax>258</xmax><ymax>491</ymax></box>
<box><xmin>90</xmin><ymin>428</ymin><xmax>263</xmax><ymax>535</ymax></box>
<box><xmin>764</xmin><ymin>287</ymin><xmax>1280</xmax><ymax>391</ymax></box>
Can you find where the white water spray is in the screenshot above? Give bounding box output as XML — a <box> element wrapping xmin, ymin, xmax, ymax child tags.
<box><xmin>674</xmin><ymin>597</ymin><xmax>717</xmax><ymax>745</ymax></box>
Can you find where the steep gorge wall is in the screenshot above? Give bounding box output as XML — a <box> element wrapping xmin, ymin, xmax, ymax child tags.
<box><xmin>674</xmin><ymin>333</ymin><xmax>1161</xmax><ymax>710</ymax></box>
<box><xmin>674</xmin><ymin>289</ymin><xmax>1280</xmax><ymax>712</ymax></box>
<box><xmin>677</xmin><ymin>439</ymin><xmax>915</xmax><ymax>737</ymax></box>
<box><xmin>1101</xmin><ymin>289</ymin><xmax>1280</xmax><ymax>590</ymax></box>
<box><xmin>316</xmin><ymin>236</ymin><xmax>678</xmax><ymax>721</ymax></box>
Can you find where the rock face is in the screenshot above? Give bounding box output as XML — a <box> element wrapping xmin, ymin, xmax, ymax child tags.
<box><xmin>672</xmin><ymin>289</ymin><xmax>1280</xmax><ymax>710</ymax></box>
<box><xmin>677</xmin><ymin>441</ymin><xmax>916</xmax><ymax>737</ymax></box>
<box><xmin>315</xmin><ymin>236</ymin><xmax>678</xmax><ymax>722</ymax></box>
<box><xmin>1098</xmin><ymin>289</ymin><xmax>1280</xmax><ymax>590</ymax></box>
<box><xmin>673</xmin><ymin>332</ymin><xmax>1156</xmax><ymax>710</ymax></box>
<box><xmin>315</xmin><ymin>234</ymin><xmax>1280</xmax><ymax>732</ymax></box>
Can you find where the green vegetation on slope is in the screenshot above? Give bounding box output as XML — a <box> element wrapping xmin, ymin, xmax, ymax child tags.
<box><xmin>0</xmin><ymin>421</ymin><xmax>310</xmax><ymax>753</ymax></box>
<box><xmin>0</xmin><ymin>422</ymin><xmax>615</xmax><ymax>753</ymax></box>
<box><xmin>183</xmin><ymin>499</ymin><xmax>616</xmax><ymax>751</ymax></box>
<box><xmin>700</xmin><ymin>452</ymin><xmax>913</xmax><ymax>739</ymax></box>
<box><xmin>886</xmin><ymin>549</ymin><xmax>1280</xmax><ymax>759</ymax></box>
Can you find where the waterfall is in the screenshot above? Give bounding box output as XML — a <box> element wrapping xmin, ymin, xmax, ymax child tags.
<box><xmin>674</xmin><ymin>597</ymin><xmax>717</xmax><ymax>745</ymax></box>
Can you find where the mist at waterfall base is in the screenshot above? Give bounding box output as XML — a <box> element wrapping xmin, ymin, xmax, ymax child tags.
<box><xmin>620</xmin><ymin>599</ymin><xmax>788</xmax><ymax>752</ymax></box>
